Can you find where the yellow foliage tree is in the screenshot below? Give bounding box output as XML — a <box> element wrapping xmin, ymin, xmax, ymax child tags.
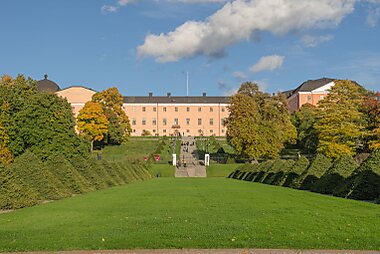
<box><xmin>77</xmin><ymin>102</ymin><xmax>109</xmax><ymax>151</ymax></box>
<box><xmin>0</xmin><ymin>122</ymin><xmax>13</xmax><ymax>164</ymax></box>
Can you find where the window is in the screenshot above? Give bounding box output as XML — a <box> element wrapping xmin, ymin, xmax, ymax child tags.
<box><xmin>163</xmin><ymin>107</ymin><xmax>167</xmax><ymax>112</ymax></box>
<box><xmin>132</xmin><ymin>118</ymin><xmax>136</xmax><ymax>125</ymax></box>
<box><xmin>142</xmin><ymin>118</ymin><xmax>146</xmax><ymax>125</ymax></box>
<box><xmin>175</xmin><ymin>107</ymin><xmax>178</xmax><ymax>112</ymax></box>
<box><xmin>210</xmin><ymin>130</ymin><xmax>214</xmax><ymax>133</ymax></box>
<box><xmin>198</xmin><ymin>107</ymin><xmax>202</xmax><ymax>112</ymax></box>
<box><xmin>132</xmin><ymin>106</ymin><xmax>136</xmax><ymax>112</ymax></box>
<box><xmin>307</xmin><ymin>95</ymin><xmax>312</xmax><ymax>101</ymax></box>
<box><xmin>152</xmin><ymin>118</ymin><xmax>157</xmax><ymax>125</ymax></box>
<box><xmin>222</xmin><ymin>129</ymin><xmax>225</xmax><ymax>133</ymax></box>
<box><xmin>186</xmin><ymin>107</ymin><xmax>190</xmax><ymax>112</ymax></box>
<box><xmin>163</xmin><ymin>118</ymin><xmax>167</xmax><ymax>126</ymax></box>
<box><xmin>186</xmin><ymin>118</ymin><xmax>190</xmax><ymax>125</ymax></box>
<box><xmin>198</xmin><ymin>118</ymin><xmax>202</xmax><ymax>125</ymax></box>
<box><xmin>209</xmin><ymin>118</ymin><xmax>214</xmax><ymax>125</ymax></box>
<box><xmin>153</xmin><ymin>129</ymin><xmax>156</xmax><ymax>133</ymax></box>
<box><xmin>163</xmin><ymin>129</ymin><xmax>166</xmax><ymax>133</ymax></box>
<box><xmin>153</xmin><ymin>107</ymin><xmax>157</xmax><ymax>112</ymax></box>
<box><xmin>320</xmin><ymin>95</ymin><xmax>324</xmax><ymax>100</ymax></box>
<box><xmin>221</xmin><ymin>107</ymin><xmax>225</xmax><ymax>112</ymax></box>
<box><xmin>221</xmin><ymin>118</ymin><xmax>226</xmax><ymax>126</ymax></box>
<box><xmin>187</xmin><ymin>129</ymin><xmax>190</xmax><ymax>133</ymax></box>
<box><xmin>210</xmin><ymin>107</ymin><xmax>213</xmax><ymax>112</ymax></box>
<box><xmin>142</xmin><ymin>107</ymin><xmax>146</xmax><ymax>112</ymax></box>
<box><xmin>133</xmin><ymin>129</ymin><xmax>136</xmax><ymax>133</ymax></box>
<box><xmin>174</xmin><ymin>118</ymin><xmax>179</xmax><ymax>125</ymax></box>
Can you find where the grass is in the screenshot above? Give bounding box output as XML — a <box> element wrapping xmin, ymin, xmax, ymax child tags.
<box><xmin>0</xmin><ymin>178</ymin><xmax>379</xmax><ymax>251</ymax></box>
<box><xmin>206</xmin><ymin>164</ymin><xmax>242</xmax><ymax>177</ymax></box>
<box><xmin>147</xmin><ymin>164</ymin><xmax>175</xmax><ymax>177</ymax></box>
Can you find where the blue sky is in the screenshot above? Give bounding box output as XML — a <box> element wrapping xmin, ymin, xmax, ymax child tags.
<box><xmin>0</xmin><ymin>0</ymin><xmax>379</xmax><ymax>96</ymax></box>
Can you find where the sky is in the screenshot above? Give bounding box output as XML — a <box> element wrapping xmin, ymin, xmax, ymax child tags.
<box><xmin>0</xmin><ymin>0</ymin><xmax>379</xmax><ymax>96</ymax></box>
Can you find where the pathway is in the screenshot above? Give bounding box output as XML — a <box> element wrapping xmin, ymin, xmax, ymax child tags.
<box><xmin>175</xmin><ymin>136</ymin><xmax>206</xmax><ymax>178</ymax></box>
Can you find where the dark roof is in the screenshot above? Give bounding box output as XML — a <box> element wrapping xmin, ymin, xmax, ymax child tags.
<box><xmin>37</xmin><ymin>75</ymin><xmax>61</xmax><ymax>93</ymax></box>
<box><xmin>287</xmin><ymin>77</ymin><xmax>335</xmax><ymax>98</ymax></box>
<box><xmin>123</xmin><ymin>96</ymin><xmax>230</xmax><ymax>104</ymax></box>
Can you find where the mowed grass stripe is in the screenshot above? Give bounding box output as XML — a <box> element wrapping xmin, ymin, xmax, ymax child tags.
<box><xmin>0</xmin><ymin>178</ymin><xmax>379</xmax><ymax>252</ymax></box>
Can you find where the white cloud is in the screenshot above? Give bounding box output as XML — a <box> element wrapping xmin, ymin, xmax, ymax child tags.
<box><xmin>101</xmin><ymin>0</ymin><xmax>136</xmax><ymax>13</ymax></box>
<box><xmin>138</xmin><ymin>0</ymin><xmax>356</xmax><ymax>62</ymax></box>
<box><xmin>367</xmin><ymin>7</ymin><xmax>380</xmax><ymax>27</ymax></box>
<box><xmin>301</xmin><ymin>34</ymin><xmax>334</xmax><ymax>48</ymax></box>
<box><xmin>101</xmin><ymin>5</ymin><xmax>118</xmax><ymax>13</ymax></box>
<box><xmin>233</xmin><ymin>71</ymin><xmax>247</xmax><ymax>80</ymax></box>
<box><xmin>250</xmin><ymin>55</ymin><xmax>284</xmax><ymax>73</ymax></box>
<box><xmin>167</xmin><ymin>0</ymin><xmax>229</xmax><ymax>3</ymax></box>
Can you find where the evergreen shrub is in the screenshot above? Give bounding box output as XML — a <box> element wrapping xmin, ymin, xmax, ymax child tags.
<box><xmin>298</xmin><ymin>154</ymin><xmax>331</xmax><ymax>190</ymax></box>
<box><xmin>283</xmin><ymin>156</ymin><xmax>309</xmax><ymax>187</ymax></box>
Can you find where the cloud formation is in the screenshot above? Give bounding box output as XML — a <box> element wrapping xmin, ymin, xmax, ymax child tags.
<box><xmin>138</xmin><ymin>0</ymin><xmax>356</xmax><ymax>62</ymax></box>
<box><xmin>366</xmin><ymin>7</ymin><xmax>380</xmax><ymax>27</ymax></box>
<box><xmin>233</xmin><ymin>71</ymin><xmax>247</xmax><ymax>80</ymax></box>
<box><xmin>301</xmin><ymin>34</ymin><xmax>334</xmax><ymax>48</ymax></box>
<box><xmin>250</xmin><ymin>55</ymin><xmax>284</xmax><ymax>73</ymax></box>
<box><xmin>101</xmin><ymin>0</ymin><xmax>136</xmax><ymax>13</ymax></box>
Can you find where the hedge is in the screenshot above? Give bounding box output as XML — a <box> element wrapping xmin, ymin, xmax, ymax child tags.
<box><xmin>70</xmin><ymin>156</ymin><xmax>108</xmax><ymax>190</ymax></box>
<box><xmin>228</xmin><ymin>151</ymin><xmax>380</xmax><ymax>202</ymax></box>
<box><xmin>311</xmin><ymin>155</ymin><xmax>358</xmax><ymax>194</ymax></box>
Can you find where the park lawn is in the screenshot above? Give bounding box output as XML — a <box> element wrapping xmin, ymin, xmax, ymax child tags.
<box><xmin>148</xmin><ymin>164</ymin><xmax>175</xmax><ymax>177</ymax></box>
<box><xmin>0</xmin><ymin>178</ymin><xmax>380</xmax><ymax>252</ymax></box>
<box><xmin>206</xmin><ymin>164</ymin><xmax>242</xmax><ymax>177</ymax></box>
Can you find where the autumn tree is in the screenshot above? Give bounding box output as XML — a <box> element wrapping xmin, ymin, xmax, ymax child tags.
<box><xmin>0</xmin><ymin>122</ymin><xmax>13</xmax><ymax>164</ymax></box>
<box><xmin>362</xmin><ymin>92</ymin><xmax>380</xmax><ymax>150</ymax></box>
<box><xmin>292</xmin><ymin>103</ymin><xmax>319</xmax><ymax>154</ymax></box>
<box><xmin>77</xmin><ymin>101</ymin><xmax>109</xmax><ymax>151</ymax></box>
<box><xmin>226</xmin><ymin>82</ymin><xmax>296</xmax><ymax>161</ymax></box>
<box><xmin>92</xmin><ymin>87</ymin><xmax>131</xmax><ymax>145</ymax></box>
<box><xmin>315</xmin><ymin>80</ymin><xmax>367</xmax><ymax>159</ymax></box>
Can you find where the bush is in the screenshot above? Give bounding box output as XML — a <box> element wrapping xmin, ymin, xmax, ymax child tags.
<box><xmin>262</xmin><ymin>159</ymin><xmax>295</xmax><ymax>185</ymax></box>
<box><xmin>70</xmin><ymin>156</ymin><xmax>108</xmax><ymax>190</ymax></box>
<box><xmin>312</xmin><ymin>155</ymin><xmax>358</xmax><ymax>194</ymax></box>
<box><xmin>10</xmin><ymin>150</ymin><xmax>70</xmax><ymax>200</ymax></box>
<box><xmin>0</xmin><ymin>164</ymin><xmax>39</xmax><ymax>209</ymax></box>
<box><xmin>298</xmin><ymin>154</ymin><xmax>331</xmax><ymax>190</ymax></box>
<box><xmin>282</xmin><ymin>156</ymin><xmax>309</xmax><ymax>187</ymax></box>
<box><xmin>340</xmin><ymin>149</ymin><xmax>380</xmax><ymax>201</ymax></box>
<box><xmin>253</xmin><ymin>160</ymin><xmax>274</xmax><ymax>182</ymax></box>
<box><xmin>45</xmin><ymin>154</ymin><xmax>93</xmax><ymax>194</ymax></box>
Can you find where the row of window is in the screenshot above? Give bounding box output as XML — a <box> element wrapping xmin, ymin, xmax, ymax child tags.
<box><xmin>132</xmin><ymin>129</ymin><xmax>225</xmax><ymax>134</ymax></box>
<box><xmin>126</xmin><ymin>106</ymin><xmax>226</xmax><ymax>113</ymax></box>
<box><xmin>131</xmin><ymin>118</ymin><xmax>227</xmax><ymax>126</ymax></box>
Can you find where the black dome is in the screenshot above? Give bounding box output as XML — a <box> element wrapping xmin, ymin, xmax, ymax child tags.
<box><xmin>37</xmin><ymin>74</ymin><xmax>61</xmax><ymax>93</ymax></box>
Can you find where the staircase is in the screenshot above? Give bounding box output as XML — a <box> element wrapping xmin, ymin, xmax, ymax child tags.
<box><xmin>175</xmin><ymin>137</ymin><xmax>207</xmax><ymax>178</ymax></box>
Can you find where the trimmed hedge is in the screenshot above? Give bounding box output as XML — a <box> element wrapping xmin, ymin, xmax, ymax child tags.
<box><xmin>298</xmin><ymin>154</ymin><xmax>331</xmax><ymax>190</ymax></box>
<box><xmin>229</xmin><ymin>151</ymin><xmax>380</xmax><ymax>202</ymax></box>
<box><xmin>283</xmin><ymin>156</ymin><xmax>309</xmax><ymax>188</ymax></box>
<box><xmin>311</xmin><ymin>155</ymin><xmax>358</xmax><ymax>194</ymax></box>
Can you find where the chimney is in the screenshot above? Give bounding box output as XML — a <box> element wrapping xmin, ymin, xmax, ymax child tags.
<box><xmin>44</xmin><ymin>74</ymin><xmax>48</xmax><ymax>79</ymax></box>
<box><xmin>202</xmin><ymin>92</ymin><xmax>206</xmax><ymax>97</ymax></box>
<box><xmin>148</xmin><ymin>92</ymin><xmax>153</xmax><ymax>97</ymax></box>
<box><xmin>167</xmin><ymin>92</ymin><xmax>171</xmax><ymax>97</ymax></box>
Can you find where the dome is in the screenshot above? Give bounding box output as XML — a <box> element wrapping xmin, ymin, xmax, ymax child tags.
<box><xmin>37</xmin><ymin>74</ymin><xmax>61</xmax><ymax>93</ymax></box>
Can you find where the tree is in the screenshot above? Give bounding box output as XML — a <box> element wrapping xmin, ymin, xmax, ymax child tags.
<box><xmin>315</xmin><ymin>80</ymin><xmax>367</xmax><ymax>159</ymax></box>
<box><xmin>362</xmin><ymin>92</ymin><xmax>380</xmax><ymax>150</ymax></box>
<box><xmin>0</xmin><ymin>75</ymin><xmax>88</xmax><ymax>160</ymax></box>
<box><xmin>0</xmin><ymin>122</ymin><xmax>13</xmax><ymax>165</ymax></box>
<box><xmin>226</xmin><ymin>82</ymin><xmax>296</xmax><ymax>161</ymax></box>
<box><xmin>92</xmin><ymin>87</ymin><xmax>131</xmax><ymax>145</ymax></box>
<box><xmin>292</xmin><ymin>103</ymin><xmax>318</xmax><ymax>154</ymax></box>
<box><xmin>77</xmin><ymin>101</ymin><xmax>109</xmax><ymax>151</ymax></box>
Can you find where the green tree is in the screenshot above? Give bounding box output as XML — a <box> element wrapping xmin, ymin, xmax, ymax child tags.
<box><xmin>92</xmin><ymin>87</ymin><xmax>131</xmax><ymax>145</ymax></box>
<box><xmin>362</xmin><ymin>92</ymin><xmax>380</xmax><ymax>150</ymax></box>
<box><xmin>292</xmin><ymin>103</ymin><xmax>318</xmax><ymax>154</ymax></box>
<box><xmin>315</xmin><ymin>80</ymin><xmax>367</xmax><ymax>159</ymax></box>
<box><xmin>226</xmin><ymin>82</ymin><xmax>296</xmax><ymax>161</ymax></box>
<box><xmin>77</xmin><ymin>101</ymin><xmax>109</xmax><ymax>151</ymax></box>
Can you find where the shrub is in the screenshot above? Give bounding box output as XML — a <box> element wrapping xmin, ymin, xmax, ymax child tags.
<box><xmin>0</xmin><ymin>164</ymin><xmax>39</xmax><ymax>209</ymax></box>
<box><xmin>312</xmin><ymin>155</ymin><xmax>358</xmax><ymax>194</ymax></box>
<box><xmin>95</xmin><ymin>160</ymin><xmax>124</xmax><ymax>186</ymax></box>
<box><xmin>10</xmin><ymin>150</ymin><xmax>69</xmax><ymax>200</ymax></box>
<box><xmin>282</xmin><ymin>156</ymin><xmax>309</xmax><ymax>187</ymax></box>
<box><xmin>45</xmin><ymin>154</ymin><xmax>93</xmax><ymax>194</ymax></box>
<box><xmin>298</xmin><ymin>154</ymin><xmax>331</xmax><ymax>190</ymax></box>
<box><xmin>254</xmin><ymin>160</ymin><xmax>274</xmax><ymax>182</ymax></box>
<box><xmin>70</xmin><ymin>156</ymin><xmax>108</xmax><ymax>190</ymax></box>
<box><xmin>339</xmin><ymin>149</ymin><xmax>380</xmax><ymax>201</ymax></box>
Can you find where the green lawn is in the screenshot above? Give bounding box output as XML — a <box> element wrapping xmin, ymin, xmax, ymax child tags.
<box><xmin>148</xmin><ymin>164</ymin><xmax>175</xmax><ymax>177</ymax></box>
<box><xmin>206</xmin><ymin>163</ymin><xmax>241</xmax><ymax>177</ymax></box>
<box><xmin>0</xmin><ymin>178</ymin><xmax>379</xmax><ymax>252</ymax></box>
